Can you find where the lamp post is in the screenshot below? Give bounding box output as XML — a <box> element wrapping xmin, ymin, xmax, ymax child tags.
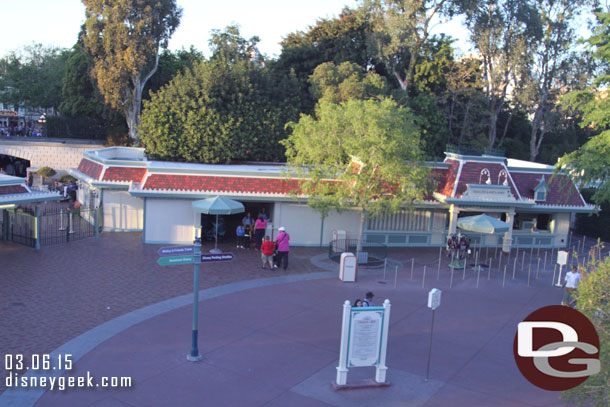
<box><xmin>187</xmin><ymin>234</ymin><xmax>203</xmax><ymax>362</ymax></box>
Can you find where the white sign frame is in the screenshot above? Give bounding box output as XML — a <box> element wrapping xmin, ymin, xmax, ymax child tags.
<box><xmin>557</xmin><ymin>250</ymin><xmax>568</xmax><ymax>266</ymax></box>
<box><xmin>336</xmin><ymin>300</ymin><xmax>391</xmax><ymax>386</ymax></box>
<box><xmin>427</xmin><ymin>288</ymin><xmax>442</xmax><ymax>310</ymax></box>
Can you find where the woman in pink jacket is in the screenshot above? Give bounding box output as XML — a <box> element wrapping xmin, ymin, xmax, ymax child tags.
<box><xmin>274</xmin><ymin>226</ymin><xmax>290</xmax><ymax>270</ymax></box>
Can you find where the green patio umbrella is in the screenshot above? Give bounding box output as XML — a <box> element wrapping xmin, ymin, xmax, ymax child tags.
<box><xmin>457</xmin><ymin>214</ymin><xmax>510</xmax><ymax>234</ymax></box>
<box><xmin>193</xmin><ymin>196</ymin><xmax>245</xmax><ymax>253</ymax></box>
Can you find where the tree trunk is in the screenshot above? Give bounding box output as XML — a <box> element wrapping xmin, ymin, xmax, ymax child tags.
<box><xmin>529</xmin><ymin>92</ymin><xmax>549</xmax><ymax>161</ymax></box>
<box><xmin>488</xmin><ymin>109</ymin><xmax>498</xmax><ymax>148</ymax></box>
<box><xmin>357</xmin><ymin>208</ymin><xmax>367</xmax><ymax>255</ymax></box>
<box><xmin>124</xmin><ymin>49</ymin><xmax>160</xmax><ymax>145</ymax></box>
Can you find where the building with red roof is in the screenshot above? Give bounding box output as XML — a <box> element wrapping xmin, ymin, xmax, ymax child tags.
<box><xmin>69</xmin><ymin>147</ymin><xmax>595</xmax><ymax>249</ymax></box>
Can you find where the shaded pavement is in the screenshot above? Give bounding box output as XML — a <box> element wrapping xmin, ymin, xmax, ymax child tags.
<box><xmin>0</xmin><ymin>236</ymin><xmax>577</xmax><ymax>407</ymax></box>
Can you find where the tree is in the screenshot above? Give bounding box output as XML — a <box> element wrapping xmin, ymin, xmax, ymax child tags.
<box><xmin>60</xmin><ymin>43</ymin><xmax>109</xmax><ymax>119</ymax></box>
<box><xmin>143</xmin><ymin>46</ymin><xmax>203</xmax><ymax>99</ymax></box>
<box><xmin>522</xmin><ymin>0</ymin><xmax>595</xmax><ymax>161</ymax></box>
<box><xmin>277</xmin><ymin>7</ymin><xmax>378</xmax><ymax>114</ymax></box>
<box><xmin>0</xmin><ymin>44</ymin><xmax>69</xmax><ymax>112</ymax></box>
<box><xmin>559</xmin><ymin>9</ymin><xmax>610</xmax><ymax>205</ymax></box>
<box><xmin>309</xmin><ymin>61</ymin><xmax>389</xmax><ymax>104</ymax></box>
<box><xmin>562</xmin><ymin>255</ymin><xmax>610</xmax><ymax>407</ymax></box>
<box><xmin>363</xmin><ymin>0</ymin><xmax>456</xmax><ymax>95</ymax></box>
<box><xmin>462</xmin><ymin>0</ymin><xmax>539</xmax><ymax>148</ymax></box>
<box><xmin>282</xmin><ymin>98</ymin><xmax>431</xmax><ymax>253</ymax></box>
<box><xmin>139</xmin><ymin>55</ymin><xmax>301</xmax><ymax>163</ymax></box>
<box><xmin>81</xmin><ymin>0</ymin><xmax>182</xmax><ymax>144</ymax></box>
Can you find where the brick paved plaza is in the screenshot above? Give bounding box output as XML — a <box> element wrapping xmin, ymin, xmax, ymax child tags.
<box><xmin>1</xmin><ymin>233</ymin><xmax>600</xmax><ymax>406</ymax></box>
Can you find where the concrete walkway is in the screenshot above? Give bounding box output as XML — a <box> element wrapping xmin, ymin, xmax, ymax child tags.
<box><xmin>1</xmin><ymin>249</ymin><xmax>567</xmax><ymax>407</ymax></box>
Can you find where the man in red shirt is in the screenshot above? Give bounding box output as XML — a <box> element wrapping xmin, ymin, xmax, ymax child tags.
<box><xmin>260</xmin><ymin>235</ymin><xmax>275</xmax><ymax>269</ymax></box>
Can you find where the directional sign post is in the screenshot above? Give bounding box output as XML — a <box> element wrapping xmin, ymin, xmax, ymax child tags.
<box><xmin>200</xmin><ymin>253</ymin><xmax>234</xmax><ymax>262</ymax></box>
<box><xmin>157</xmin><ymin>245</ymin><xmax>194</xmax><ymax>257</ymax></box>
<box><xmin>157</xmin><ymin>255</ymin><xmax>194</xmax><ymax>266</ymax></box>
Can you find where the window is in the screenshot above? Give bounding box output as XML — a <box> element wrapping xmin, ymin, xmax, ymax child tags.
<box><xmin>533</xmin><ymin>177</ymin><xmax>548</xmax><ymax>202</ymax></box>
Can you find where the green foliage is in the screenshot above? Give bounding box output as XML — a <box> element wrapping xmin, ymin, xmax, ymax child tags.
<box><xmin>574</xmin><ymin>189</ymin><xmax>610</xmax><ymax>242</ymax></box>
<box><xmin>143</xmin><ymin>47</ymin><xmax>203</xmax><ymax>99</ymax></box>
<box><xmin>364</xmin><ymin>0</ymin><xmax>457</xmax><ymax>94</ymax></box>
<box><xmin>563</xmin><ymin>256</ymin><xmax>610</xmax><ymax>407</ymax></box>
<box><xmin>462</xmin><ymin>0</ymin><xmax>540</xmax><ymax>147</ymax></box>
<box><xmin>309</xmin><ymin>61</ymin><xmax>389</xmax><ymax>104</ymax></box>
<box><xmin>36</xmin><ymin>167</ymin><xmax>56</xmax><ymax>178</ymax></box>
<box><xmin>558</xmin><ymin>10</ymin><xmax>610</xmax><ymax>205</ymax></box>
<box><xmin>82</xmin><ymin>0</ymin><xmax>182</xmax><ymax>142</ymax></box>
<box><xmin>282</xmin><ymin>99</ymin><xmax>432</xmax><ymax>245</ymax></box>
<box><xmin>277</xmin><ymin>7</ymin><xmax>378</xmax><ymax>114</ymax></box>
<box><xmin>0</xmin><ymin>43</ymin><xmax>69</xmax><ymax>111</ymax></box>
<box><xmin>139</xmin><ymin>56</ymin><xmax>301</xmax><ymax>163</ymax></box>
<box><xmin>59</xmin><ymin>174</ymin><xmax>77</xmax><ymax>184</ymax></box>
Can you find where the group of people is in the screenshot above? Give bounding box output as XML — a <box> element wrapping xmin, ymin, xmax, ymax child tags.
<box><xmin>353</xmin><ymin>292</ymin><xmax>375</xmax><ymax>307</ymax></box>
<box><xmin>0</xmin><ymin>124</ymin><xmax>42</xmax><ymax>137</ymax></box>
<box><xmin>235</xmin><ymin>209</ymin><xmax>291</xmax><ymax>270</ymax></box>
<box><xmin>235</xmin><ymin>209</ymin><xmax>268</xmax><ymax>250</ymax></box>
<box><xmin>260</xmin><ymin>227</ymin><xmax>290</xmax><ymax>270</ymax></box>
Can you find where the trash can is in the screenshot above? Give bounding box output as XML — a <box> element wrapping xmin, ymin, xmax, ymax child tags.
<box><xmin>339</xmin><ymin>252</ymin><xmax>357</xmax><ymax>282</ymax></box>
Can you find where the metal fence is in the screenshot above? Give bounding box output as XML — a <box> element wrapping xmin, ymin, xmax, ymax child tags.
<box><xmin>328</xmin><ymin>239</ymin><xmax>387</xmax><ymax>266</ymax></box>
<box><xmin>0</xmin><ymin>207</ymin><xmax>99</xmax><ymax>248</ymax></box>
<box><xmin>38</xmin><ymin>208</ymin><xmax>98</xmax><ymax>246</ymax></box>
<box><xmin>1</xmin><ymin>208</ymin><xmax>36</xmax><ymax>247</ymax></box>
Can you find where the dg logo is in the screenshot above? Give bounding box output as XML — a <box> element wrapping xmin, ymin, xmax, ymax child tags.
<box><xmin>513</xmin><ymin>305</ymin><xmax>601</xmax><ymax>391</ymax></box>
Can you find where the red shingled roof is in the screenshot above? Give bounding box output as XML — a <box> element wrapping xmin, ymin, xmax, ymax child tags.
<box><xmin>77</xmin><ymin>159</ymin><xmax>104</xmax><ymax>180</ymax></box>
<box><xmin>510</xmin><ymin>173</ymin><xmax>585</xmax><ymax>207</ymax></box>
<box><xmin>454</xmin><ymin>162</ymin><xmax>520</xmax><ymax>199</ymax></box>
<box><xmin>143</xmin><ymin>174</ymin><xmax>303</xmax><ymax>195</ymax></box>
<box><xmin>0</xmin><ymin>185</ymin><xmax>28</xmax><ymax>195</ymax></box>
<box><xmin>103</xmin><ymin>167</ymin><xmax>147</xmax><ymax>183</ymax></box>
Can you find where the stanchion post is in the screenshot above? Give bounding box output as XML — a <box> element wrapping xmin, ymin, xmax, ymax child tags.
<box><xmin>394</xmin><ymin>266</ymin><xmax>398</xmax><ymax>288</ymax></box>
<box><xmin>422</xmin><ymin>265</ymin><xmax>426</xmax><ymax>288</ymax></box>
<box><xmin>536</xmin><ymin>258</ymin><xmax>541</xmax><ymax>279</ymax></box>
<box><xmin>410</xmin><ymin>258</ymin><xmax>415</xmax><ymax>280</ymax></box>
<box><xmin>383</xmin><ymin>258</ymin><xmax>387</xmax><ymax>281</ymax></box>
<box><xmin>488</xmin><ymin>257</ymin><xmax>492</xmax><ymax>280</ymax></box>
<box><xmin>437</xmin><ymin>246</ymin><xmax>442</xmax><ymax>280</ymax></box>
<box><xmin>543</xmin><ymin>251</ymin><xmax>547</xmax><ymax>273</ymax></box>
<box><xmin>502</xmin><ymin>265</ymin><xmax>507</xmax><ymax>287</ymax></box>
<box><xmin>512</xmin><ymin>255</ymin><xmax>517</xmax><ymax>279</ymax></box>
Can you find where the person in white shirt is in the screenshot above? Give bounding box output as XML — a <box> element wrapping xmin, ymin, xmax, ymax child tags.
<box><xmin>562</xmin><ymin>265</ymin><xmax>581</xmax><ymax>307</ymax></box>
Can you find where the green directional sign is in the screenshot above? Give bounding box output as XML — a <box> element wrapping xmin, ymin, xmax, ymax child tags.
<box><xmin>157</xmin><ymin>255</ymin><xmax>194</xmax><ymax>266</ymax></box>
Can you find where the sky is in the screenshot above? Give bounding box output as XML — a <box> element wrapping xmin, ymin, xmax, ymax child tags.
<box><xmin>0</xmin><ymin>0</ymin><xmax>471</xmax><ymax>59</ymax></box>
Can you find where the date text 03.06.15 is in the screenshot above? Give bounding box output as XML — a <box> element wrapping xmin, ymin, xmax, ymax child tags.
<box><xmin>4</xmin><ymin>354</ymin><xmax>73</xmax><ymax>371</ymax></box>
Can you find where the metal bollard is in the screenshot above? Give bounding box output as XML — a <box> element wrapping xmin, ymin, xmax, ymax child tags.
<box><xmin>437</xmin><ymin>246</ymin><xmax>442</xmax><ymax>280</ymax></box>
<box><xmin>411</xmin><ymin>258</ymin><xmax>415</xmax><ymax>280</ymax></box>
<box><xmin>502</xmin><ymin>265</ymin><xmax>507</xmax><ymax>287</ymax></box>
<box><xmin>422</xmin><ymin>265</ymin><xmax>426</xmax><ymax>288</ymax></box>
<box><xmin>512</xmin><ymin>256</ymin><xmax>517</xmax><ymax>279</ymax></box>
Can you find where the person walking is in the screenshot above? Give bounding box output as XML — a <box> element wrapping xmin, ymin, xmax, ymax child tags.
<box><xmin>260</xmin><ymin>236</ymin><xmax>275</xmax><ymax>269</ymax></box>
<box><xmin>362</xmin><ymin>292</ymin><xmax>374</xmax><ymax>307</ymax></box>
<box><xmin>562</xmin><ymin>265</ymin><xmax>581</xmax><ymax>307</ymax></box>
<box><xmin>254</xmin><ymin>215</ymin><xmax>267</xmax><ymax>250</ymax></box>
<box><xmin>274</xmin><ymin>226</ymin><xmax>290</xmax><ymax>270</ymax></box>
